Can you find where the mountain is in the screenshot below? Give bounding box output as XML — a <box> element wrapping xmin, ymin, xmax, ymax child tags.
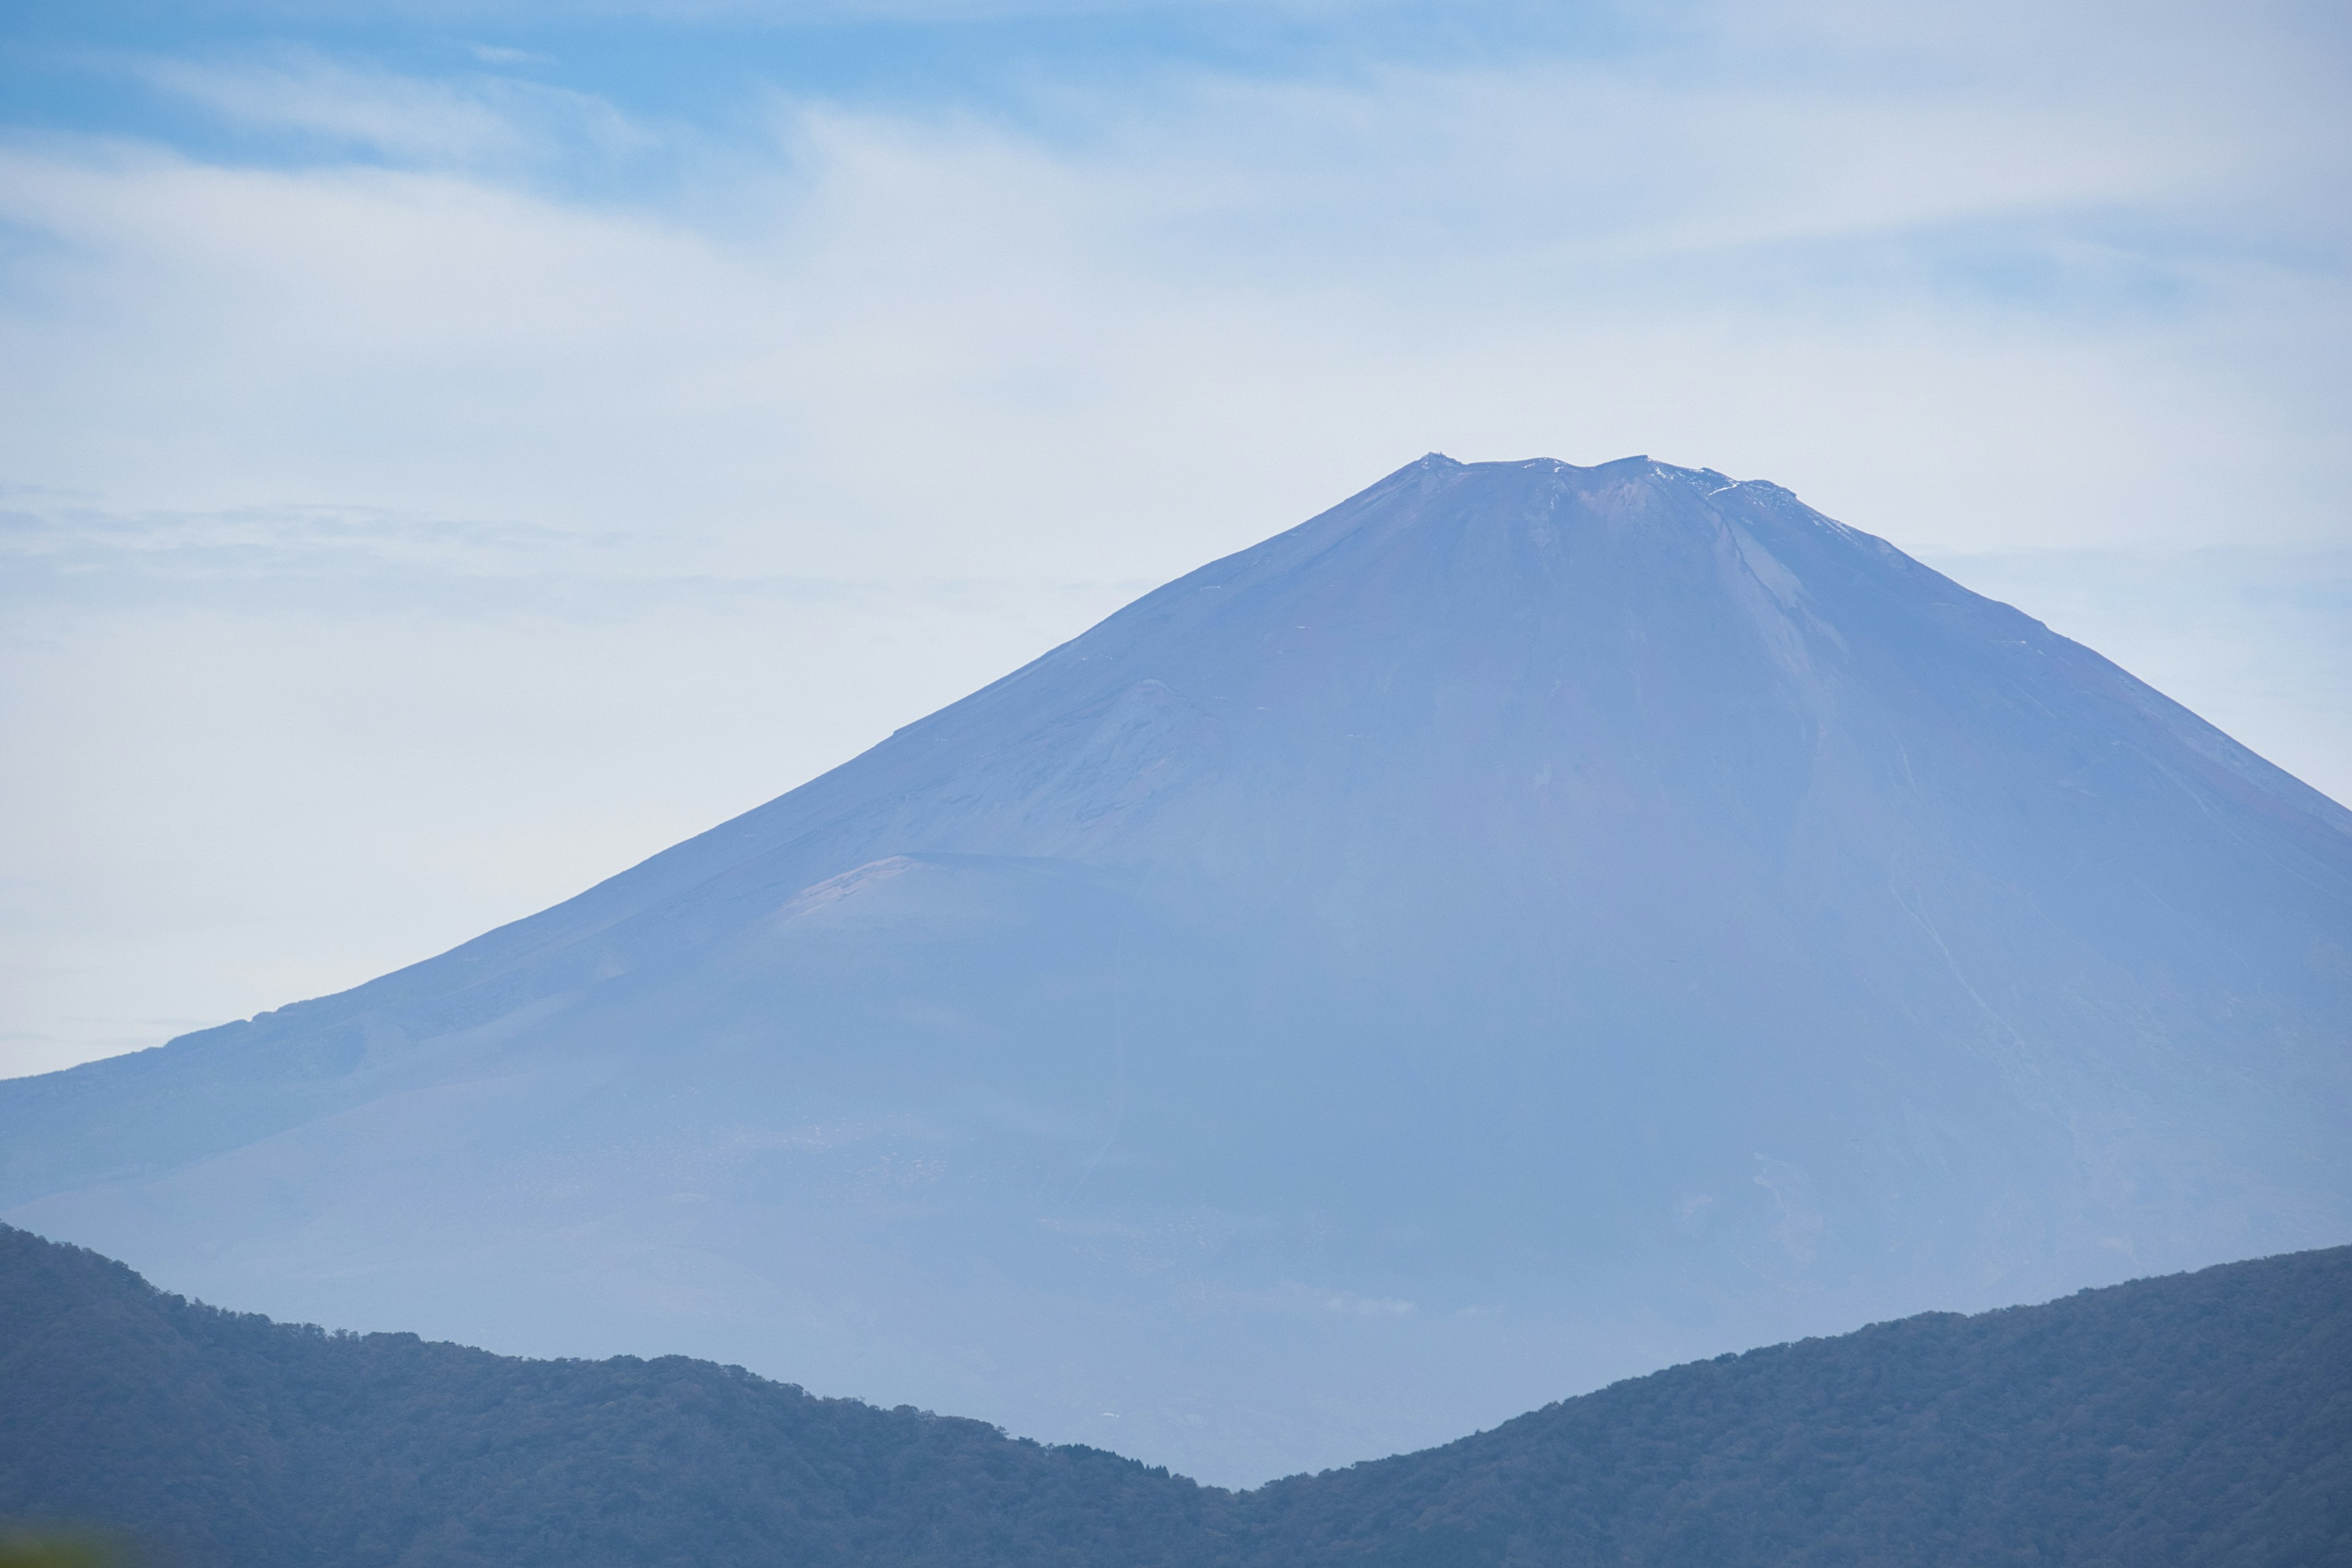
<box><xmin>6</xmin><ymin>1223</ymin><xmax>2348</xmax><ymax>1566</ymax></box>
<box><xmin>4</xmin><ymin>454</ymin><xmax>2350</xmax><ymax>1483</ymax></box>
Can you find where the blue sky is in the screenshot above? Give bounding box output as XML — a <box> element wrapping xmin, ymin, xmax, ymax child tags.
<box><xmin>2</xmin><ymin>0</ymin><xmax>2350</xmax><ymax>1076</ymax></box>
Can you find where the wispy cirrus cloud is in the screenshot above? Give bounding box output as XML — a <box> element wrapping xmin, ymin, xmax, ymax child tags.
<box><xmin>7</xmin><ymin>26</ymin><xmax>2346</xmax><ymax>573</ymax></box>
<box><xmin>127</xmin><ymin>48</ymin><xmax>657</xmax><ymax>167</ymax></box>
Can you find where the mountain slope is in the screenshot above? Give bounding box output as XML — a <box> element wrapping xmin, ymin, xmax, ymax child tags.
<box><xmin>1244</xmin><ymin>1240</ymin><xmax>2352</xmax><ymax>1567</ymax></box>
<box><xmin>5</xmin><ymin>1224</ymin><xmax>2348</xmax><ymax>1567</ymax></box>
<box><xmin>4</xmin><ymin>454</ymin><xmax>2349</xmax><ymax>1482</ymax></box>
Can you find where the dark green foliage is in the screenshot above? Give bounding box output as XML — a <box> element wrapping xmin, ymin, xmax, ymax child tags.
<box><xmin>0</xmin><ymin>1534</ymin><xmax>124</xmax><ymax>1568</ymax></box>
<box><xmin>4</xmin><ymin>1225</ymin><xmax>2347</xmax><ymax>1567</ymax></box>
<box><xmin>0</xmin><ymin>1227</ymin><xmax>1213</xmax><ymax>1567</ymax></box>
<box><xmin>1242</xmin><ymin>1246</ymin><xmax>2352</xmax><ymax>1568</ymax></box>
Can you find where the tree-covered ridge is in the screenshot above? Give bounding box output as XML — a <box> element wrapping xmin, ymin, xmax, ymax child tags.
<box><xmin>4</xmin><ymin>1224</ymin><xmax>2347</xmax><ymax>1567</ymax></box>
<box><xmin>0</xmin><ymin>1224</ymin><xmax>1215</xmax><ymax>1567</ymax></box>
<box><xmin>1248</xmin><ymin>1243</ymin><xmax>2352</xmax><ymax>1567</ymax></box>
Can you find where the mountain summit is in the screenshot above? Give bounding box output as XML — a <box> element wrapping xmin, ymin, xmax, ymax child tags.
<box><xmin>7</xmin><ymin>454</ymin><xmax>2350</xmax><ymax>1483</ymax></box>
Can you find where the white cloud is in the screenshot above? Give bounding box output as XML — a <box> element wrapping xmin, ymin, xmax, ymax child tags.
<box><xmin>138</xmin><ymin>53</ymin><xmax>531</xmax><ymax>162</ymax></box>
<box><xmin>4</xmin><ymin>28</ymin><xmax>2343</xmax><ymax>566</ymax></box>
<box><xmin>466</xmin><ymin>43</ymin><xmax>552</xmax><ymax>66</ymax></box>
<box><xmin>132</xmin><ymin>49</ymin><xmax>654</xmax><ymax>167</ymax></box>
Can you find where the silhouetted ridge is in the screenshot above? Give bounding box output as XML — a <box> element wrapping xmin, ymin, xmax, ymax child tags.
<box><xmin>4</xmin><ymin>1226</ymin><xmax>2346</xmax><ymax>1567</ymax></box>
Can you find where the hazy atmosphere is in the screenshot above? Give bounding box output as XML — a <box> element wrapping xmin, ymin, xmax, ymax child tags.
<box><xmin>3</xmin><ymin>0</ymin><xmax>2348</xmax><ymax>1082</ymax></box>
<box><xmin>8</xmin><ymin>4</ymin><xmax>2352</xmax><ymax>1557</ymax></box>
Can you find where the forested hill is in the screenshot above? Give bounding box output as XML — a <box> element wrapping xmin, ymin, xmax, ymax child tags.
<box><xmin>4</xmin><ymin>1225</ymin><xmax>2347</xmax><ymax>1568</ymax></box>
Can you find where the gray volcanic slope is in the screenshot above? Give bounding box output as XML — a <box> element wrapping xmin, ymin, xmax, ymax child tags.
<box><xmin>6</xmin><ymin>454</ymin><xmax>2350</xmax><ymax>1485</ymax></box>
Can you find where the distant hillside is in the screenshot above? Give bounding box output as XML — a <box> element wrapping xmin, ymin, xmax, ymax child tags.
<box><xmin>1246</xmin><ymin>1248</ymin><xmax>2352</xmax><ymax>1568</ymax></box>
<box><xmin>5</xmin><ymin>1226</ymin><xmax>2346</xmax><ymax>1566</ymax></box>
